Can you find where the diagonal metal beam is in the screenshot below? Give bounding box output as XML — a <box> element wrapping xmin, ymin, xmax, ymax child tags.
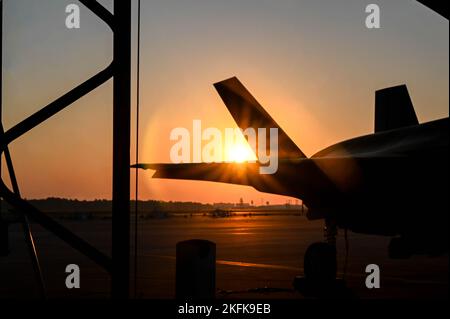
<box><xmin>1</xmin><ymin>125</ymin><xmax>46</xmax><ymax>298</ymax></box>
<box><xmin>79</xmin><ymin>0</ymin><xmax>116</xmax><ymax>31</ymax></box>
<box><xmin>1</xmin><ymin>63</ymin><xmax>113</xmax><ymax>146</ymax></box>
<box><xmin>0</xmin><ymin>177</ymin><xmax>112</xmax><ymax>272</ymax></box>
<box><xmin>1</xmin><ymin>121</ymin><xmax>112</xmax><ymax>274</ymax></box>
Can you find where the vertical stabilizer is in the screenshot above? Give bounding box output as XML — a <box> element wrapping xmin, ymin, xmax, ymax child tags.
<box><xmin>375</xmin><ymin>85</ymin><xmax>419</xmax><ymax>133</ymax></box>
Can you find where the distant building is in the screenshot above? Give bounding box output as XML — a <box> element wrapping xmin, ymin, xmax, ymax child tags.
<box><xmin>213</xmin><ymin>203</ymin><xmax>236</xmax><ymax>210</ymax></box>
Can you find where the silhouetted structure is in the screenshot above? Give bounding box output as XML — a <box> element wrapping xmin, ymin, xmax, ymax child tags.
<box><xmin>0</xmin><ymin>0</ymin><xmax>446</xmax><ymax>300</ymax></box>
<box><xmin>0</xmin><ymin>1</ymin><xmax>132</xmax><ymax>299</ymax></box>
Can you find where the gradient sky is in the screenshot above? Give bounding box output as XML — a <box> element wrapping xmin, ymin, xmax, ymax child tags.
<box><xmin>1</xmin><ymin>0</ymin><xmax>448</xmax><ymax>204</ymax></box>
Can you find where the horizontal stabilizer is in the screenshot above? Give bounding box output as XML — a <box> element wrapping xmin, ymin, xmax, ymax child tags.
<box><xmin>132</xmin><ymin>163</ymin><xmax>259</xmax><ymax>187</ymax></box>
<box><xmin>375</xmin><ymin>85</ymin><xmax>419</xmax><ymax>133</ymax></box>
<box><xmin>132</xmin><ymin>158</ymin><xmax>335</xmax><ymax>201</ymax></box>
<box><xmin>214</xmin><ymin>77</ymin><xmax>306</xmax><ymax>159</ymax></box>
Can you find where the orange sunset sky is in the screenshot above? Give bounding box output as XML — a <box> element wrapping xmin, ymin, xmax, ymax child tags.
<box><xmin>1</xmin><ymin>0</ymin><xmax>448</xmax><ymax>204</ymax></box>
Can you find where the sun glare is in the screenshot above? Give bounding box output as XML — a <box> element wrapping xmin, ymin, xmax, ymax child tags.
<box><xmin>226</xmin><ymin>143</ymin><xmax>256</xmax><ymax>163</ymax></box>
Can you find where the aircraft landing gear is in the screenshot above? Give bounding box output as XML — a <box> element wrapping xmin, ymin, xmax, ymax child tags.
<box><xmin>293</xmin><ymin>219</ymin><xmax>353</xmax><ymax>298</ymax></box>
<box><xmin>324</xmin><ymin>218</ymin><xmax>338</xmax><ymax>246</ymax></box>
<box><xmin>293</xmin><ymin>242</ymin><xmax>338</xmax><ymax>297</ymax></box>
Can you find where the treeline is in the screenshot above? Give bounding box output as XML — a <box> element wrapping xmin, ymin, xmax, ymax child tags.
<box><xmin>1</xmin><ymin>198</ymin><xmax>212</xmax><ymax>213</ymax></box>
<box><xmin>0</xmin><ymin>197</ymin><xmax>303</xmax><ymax>214</ymax></box>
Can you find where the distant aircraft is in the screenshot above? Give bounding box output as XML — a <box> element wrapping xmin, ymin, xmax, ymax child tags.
<box><xmin>135</xmin><ymin>76</ymin><xmax>448</xmax><ymax>259</ymax></box>
<box><xmin>134</xmin><ymin>0</ymin><xmax>449</xmax><ymax>281</ymax></box>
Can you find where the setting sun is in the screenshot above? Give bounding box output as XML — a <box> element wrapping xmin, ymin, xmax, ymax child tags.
<box><xmin>226</xmin><ymin>143</ymin><xmax>256</xmax><ymax>163</ymax></box>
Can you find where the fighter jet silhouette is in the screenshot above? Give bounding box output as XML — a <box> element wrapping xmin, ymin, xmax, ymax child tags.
<box><xmin>134</xmin><ymin>76</ymin><xmax>448</xmax><ymax>259</ymax></box>
<box><xmin>135</xmin><ymin>1</ymin><xmax>448</xmax><ymax>293</ymax></box>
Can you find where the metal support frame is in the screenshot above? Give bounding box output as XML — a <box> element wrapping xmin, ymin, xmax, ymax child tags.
<box><xmin>0</xmin><ymin>0</ymin><xmax>131</xmax><ymax>298</ymax></box>
<box><xmin>112</xmin><ymin>1</ymin><xmax>132</xmax><ymax>299</ymax></box>
<box><xmin>1</xmin><ymin>122</ymin><xmax>46</xmax><ymax>298</ymax></box>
